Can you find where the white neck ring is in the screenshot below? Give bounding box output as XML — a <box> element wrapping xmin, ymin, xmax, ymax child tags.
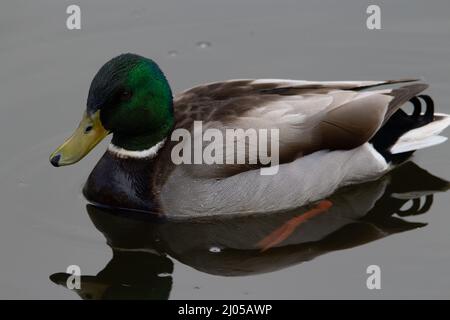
<box><xmin>107</xmin><ymin>139</ymin><xmax>166</xmax><ymax>159</ymax></box>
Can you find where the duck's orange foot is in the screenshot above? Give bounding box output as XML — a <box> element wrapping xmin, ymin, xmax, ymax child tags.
<box><xmin>256</xmin><ymin>200</ymin><xmax>333</xmax><ymax>252</ymax></box>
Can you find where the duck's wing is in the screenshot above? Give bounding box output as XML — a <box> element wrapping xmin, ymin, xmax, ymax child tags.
<box><xmin>174</xmin><ymin>78</ymin><xmax>419</xmax><ymax>127</ymax></box>
<box><xmin>175</xmin><ymin>78</ymin><xmax>419</xmax><ymax>101</ymax></box>
<box><xmin>173</xmin><ymin>79</ymin><xmax>426</xmax><ymax>174</ymax></box>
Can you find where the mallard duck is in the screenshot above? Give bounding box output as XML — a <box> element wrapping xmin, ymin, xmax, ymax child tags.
<box><xmin>49</xmin><ymin>53</ymin><xmax>450</xmax><ymax>218</ymax></box>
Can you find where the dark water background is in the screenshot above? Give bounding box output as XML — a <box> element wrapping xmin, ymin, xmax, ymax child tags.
<box><xmin>0</xmin><ymin>0</ymin><xmax>449</xmax><ymax>299</ymax></box>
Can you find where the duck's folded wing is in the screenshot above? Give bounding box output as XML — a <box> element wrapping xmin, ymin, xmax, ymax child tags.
<box><xmin>174</xmin><ymin>79</ymin><xmax>425</xmax><ymax>177</ymax></box>
<box><xmin>176</xmin><ymin>78</ymin><xmax>419</xmax><ymax>101</ymax></box>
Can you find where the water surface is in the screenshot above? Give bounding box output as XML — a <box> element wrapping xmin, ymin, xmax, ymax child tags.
<box><xmin>1</xmin><ymin>0</ymin><xmax>449</xmax><ymax>299</ymax></box>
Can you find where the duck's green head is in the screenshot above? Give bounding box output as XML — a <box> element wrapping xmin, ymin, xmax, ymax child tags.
<box><xmin>50</xmin><ymin>53</ymin><xmax>173</xmax><ymax>167</ymax></box>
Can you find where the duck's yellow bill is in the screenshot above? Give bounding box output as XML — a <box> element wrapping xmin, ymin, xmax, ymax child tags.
<box><xmin>50</xmin><ymin>111</ymin><xmax>109</xmax><ymax>167</ymax></box>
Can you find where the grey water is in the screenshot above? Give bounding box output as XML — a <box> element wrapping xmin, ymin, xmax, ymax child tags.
<box><xmin>1</xmin><ymin>0</ymin><xmax>450</xmax><ymax>299</ymax></box>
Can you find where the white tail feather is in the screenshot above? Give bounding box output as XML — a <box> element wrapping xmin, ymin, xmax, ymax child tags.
<box><xmin>390</xmin><ymin>113</ymin><xmax>450</xmax><ymax>154</ymax></box>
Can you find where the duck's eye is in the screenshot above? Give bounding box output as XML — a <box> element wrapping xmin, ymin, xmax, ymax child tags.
<box><xmin>84</xmin><ymin>125</ymin><xmax>93</xmax><ymax>134</ymax></box>
<box><xmin>120</xmin><ymin>90</ymin><xmax>132</xmax><ymax>101</ymax></box>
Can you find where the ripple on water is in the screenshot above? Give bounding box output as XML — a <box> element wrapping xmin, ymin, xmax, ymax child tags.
<box><xmin>196</xmin><ymin>41</ymin><xmax>211</xmax><ymax>49</ymax></box>
<box><xmin>167</xmin><ymin>50</ymin><xmax>178</xmax><ymax>57</ymax></box>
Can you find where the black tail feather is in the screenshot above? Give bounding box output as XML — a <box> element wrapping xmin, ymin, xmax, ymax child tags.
<box><xmin>370</xmin><ymin>95</ymin><xmax>435</xmax><ymax>164</ymax></box>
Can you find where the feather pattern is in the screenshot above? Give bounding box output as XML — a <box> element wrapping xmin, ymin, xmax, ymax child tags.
<box><xmin>159</xmin><ymin>143</ymin><xmax>389</xmax><ymax>217</ymax></box>
<box><xmin>172</xmin><ymin>79</ymin><xmax>409</xmax><ymax>177</ymax></box>
<box><xmin>156</xmin><ymin>79</ymin><xmax>447</xmax><ymax>216</ymax></box>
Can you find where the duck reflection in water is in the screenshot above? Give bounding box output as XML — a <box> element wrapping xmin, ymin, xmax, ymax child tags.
<box><xmin>50</xmin><ymin>162</ymin><xmax>449</xmax><ymax>299</ymax></box>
